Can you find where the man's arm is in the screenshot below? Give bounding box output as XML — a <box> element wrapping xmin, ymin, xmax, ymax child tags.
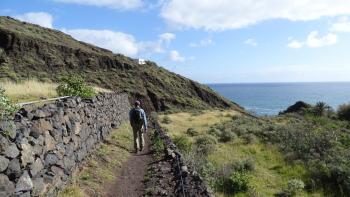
<box><xmin>142</xmin><ymin>110</ymin><xmax>147</xmax><ymax>130</ymax></box>
<box><xmin>129</xmin><ymin>109</ymin><xmax>132</xmax><ymax>124</ymax></box>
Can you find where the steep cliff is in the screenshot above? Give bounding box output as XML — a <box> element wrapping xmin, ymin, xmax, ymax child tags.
<box><xmin>0</xmin><ymin>16</ymin><xmax>242</xmax><ymax>112</ymax></box>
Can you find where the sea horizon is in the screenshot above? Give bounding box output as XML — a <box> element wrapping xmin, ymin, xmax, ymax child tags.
<box><xmin>208</xmin><ymin>82</ymin><xmax>350</xmax><ymax>116</ymax></box>
<box><xmin>207</xmin><ymin>81</ymin><xmax>350</xmax><ymax>85</ymax></box>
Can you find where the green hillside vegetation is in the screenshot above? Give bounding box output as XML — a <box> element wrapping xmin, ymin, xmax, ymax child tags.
<box><xmin>159</xmin><ymin>105</ymin><xmax>350</xmax><ymax>196</ymax></box>
<box><xmin>0</xmin><ymin>16</ymin><xmax>238</xmax><ymax>112</ymax></box>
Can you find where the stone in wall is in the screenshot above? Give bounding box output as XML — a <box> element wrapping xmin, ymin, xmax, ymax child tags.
<box><xmin>0</xmin><ymin>93</ymin><xmax>130</xmax><ymax>196</ymax></box>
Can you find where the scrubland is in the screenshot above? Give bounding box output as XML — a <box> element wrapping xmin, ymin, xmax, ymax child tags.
<box><xmin>160</xmin><ymin>108</ymin><xmax>350</xmax><ymax>196</ymax></box>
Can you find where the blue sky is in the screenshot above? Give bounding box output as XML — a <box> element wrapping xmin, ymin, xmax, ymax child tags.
<box><xmin>1</xmin><ymin>0</ymin><xmax>350</xmax><ymax>83</ymax></box>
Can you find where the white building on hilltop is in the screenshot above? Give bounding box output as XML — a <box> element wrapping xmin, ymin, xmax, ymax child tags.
<box><xmin>138</xmin><ymin>59</ymin><xmax>146</xmax><ymax>65</ymax></box>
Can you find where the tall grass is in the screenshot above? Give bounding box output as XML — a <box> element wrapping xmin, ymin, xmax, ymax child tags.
<box><xmin>0</xmin><ymin>79</ymin><xmax>112</xmax><ymax>102</ymax></box>
<box><xmin>0</xmin><ymin>80</ymin><xmax>58</xmax><ymax>101</ymax></box>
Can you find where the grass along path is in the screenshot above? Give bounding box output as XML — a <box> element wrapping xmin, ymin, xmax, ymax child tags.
<box><xmin>59</xmin><ymin>123</ymin><xmax>134</xmax><ymax>197</ymax></box>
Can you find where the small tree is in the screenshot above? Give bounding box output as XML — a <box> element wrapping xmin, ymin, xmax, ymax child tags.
<box><xmin>56</xmin><ymin>74</ymin><xmax>95</xmax><ymax>98</ymax></box>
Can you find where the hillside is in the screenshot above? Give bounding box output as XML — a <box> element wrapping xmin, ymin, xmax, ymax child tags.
<box><xmin>0</xmin><ymin>16</ymin><xmax>240</xmax><ymax>112</ymax></box>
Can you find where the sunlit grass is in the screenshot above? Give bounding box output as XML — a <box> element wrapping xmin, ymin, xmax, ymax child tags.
<box><xmin>159</xmin><ymin>110</ymin><xmax>240</xmax><ymax>137</ymax></box>
<box><xmin>0</xmin><ymin>79</ymin><xmax>112</xmax><ymax>102</ymax></box>
<box><xmin>58</xmin><ymin>186</ymin><xmax>84</xmax><ymax>197</ymax></box>
<box><xmin>1</xmin><ymin>79</ymin><xmax>58</xmax><ymax>102</ymax></box>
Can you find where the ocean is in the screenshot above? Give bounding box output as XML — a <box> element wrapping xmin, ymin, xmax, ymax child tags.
<box><xmin>208</xmin><ymin>82</ymin><xmax>350</xmax><ymax>116</ymax></box>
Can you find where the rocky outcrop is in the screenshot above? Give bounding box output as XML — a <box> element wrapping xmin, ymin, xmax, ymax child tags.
<box><xmin>280</xmin><ymin>101</ymin><xmax>312</xmax><ymax>114</ymax></box>
<box><xmin>0</xmin><ymin>93</ymin><xmax>130</xmax><ymax>196</ymax></box>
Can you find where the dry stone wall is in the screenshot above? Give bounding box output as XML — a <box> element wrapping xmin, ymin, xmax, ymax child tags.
<box><xmin>153</xmin><ymin>122</ymin><xmax>213</xmax><ymax>197</ymax></box>
<box><xmin>0</xmin><ymin>93</ymin><xmax>130</xmax><ymax>196</ymax></box>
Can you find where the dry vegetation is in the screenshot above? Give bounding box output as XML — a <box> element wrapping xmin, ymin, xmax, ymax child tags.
<box><xmin>1</xmin><ymin>80</ymin><xmax>58</xmax><ymax>101</ymax></box>
<box><xmin>0</xmin><ymin>79</ymin><xmax>112</xmax><ymax>102</ymax></box>
<box><xmin>160</xmin><ymin>110</ymin><xmax>240</xmax><ymax>138</ymax></box>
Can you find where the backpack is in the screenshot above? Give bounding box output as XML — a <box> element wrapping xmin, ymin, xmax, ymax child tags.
<box><xmin>131</xmin><ymin>108</ymin><xmax>143</xmax><ymax>126</ymax></box>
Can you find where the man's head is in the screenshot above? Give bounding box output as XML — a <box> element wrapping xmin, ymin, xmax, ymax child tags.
<box><xmin>134</xmin><ymin>100</ymin><xmax>141</xmax><ymax>107</ymax></box>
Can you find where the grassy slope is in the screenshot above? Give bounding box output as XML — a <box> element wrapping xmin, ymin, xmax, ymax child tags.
<box><xmin>159</xmin><ymin>111</ymin><xmax>323</xmax><ymax>197</ymax></box>
<box><xmin>58</xmin><ymin>123</ymin><xmax>133</xmax><ymax>197</ymax></box>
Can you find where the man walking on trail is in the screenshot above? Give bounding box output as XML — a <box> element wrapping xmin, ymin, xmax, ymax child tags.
<box><xmin>129</xmin><ymin>100</ymin><xmax>147</xmax><ymax>153</ymax></box>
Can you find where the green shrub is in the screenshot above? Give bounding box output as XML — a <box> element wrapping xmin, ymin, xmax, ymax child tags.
<box><xmin>186</xmin><ymin>127</ymin><xmax>198</xmax><ymax>136</ymax></box>
<box><xmin>195</xmin><ymin>135</ymin><xmax>217</xmax><ymax>155</ymax></box>
<box><xmin>230</xmin><ymin>159</ymin><xmax>255</xmax><ymax>172</ymax></box>
<box><xmin>207</xmin><ymin>127</ymin><xmax>221</xmax><ymax>137</ymax></box>
<box><xmin>56</xmin><ymin>74</ymin><xmax>96</xmax><ymax>98</ymax></box>
<box><xmin>0</xmin><ymin>88</ymin><xmax>18</xmax><ymax>121</ymax></box>
<box><xmin>219</xmin><ymin>129</ymin><xmax>237</xmax><ymax>143</ymax></box>
<box><xmin>232</xmin><ymin>125</ymin><xmax>248</xmax><ymax>136</ymax></box>
<box><xmin>215</xmin><ymin>171</ymin><xmax>249</xmax><ymax>194</ymax></box>
<box><xmin>242</xmin><ymin>133</ymin><xmax>257</xmax><ymax>144</ymax></box>
<box><xmin>338</xmin><ymin>103</ymin><xmax>350</xmax><ymax>121</ymax></box>
<box><xmin>230</xmin><ymin>171</ymin><xmax>250</xmax><ymax>193</ymax></box>
<box><xmin>286</xmin><ymin>179</ymin><xmax>305</xmax><ymax>196</ymax></box>
<box><xmin>152</xmin><ymin>133</ymin><xmax>164</xmax><ymax>158</ymax></box>
<box><xmin>161</xmin><ymin>115</ymin><xmax>172</xmax><ymax>124</ymax></box>
<box><xmin>173</xmin><ymin>135</ymin><xmax>192</xmax><ymax>153</ymax></box>
<box><xmin>149</xmin><ymin>111</ymin><xmax>158</xmax><ymax>122</ymax></box>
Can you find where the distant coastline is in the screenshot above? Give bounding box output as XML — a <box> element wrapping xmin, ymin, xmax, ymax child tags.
<box><xmin>208</xmin><ymin>82</ymin><xmax>350</xmax><ymax>115</ymax></box>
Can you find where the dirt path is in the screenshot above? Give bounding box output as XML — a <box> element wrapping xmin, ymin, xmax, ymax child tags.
<box><xmin>106</xmin><ymin>133</ymin><xmax>152</xmax><ymax>197</ymax></box>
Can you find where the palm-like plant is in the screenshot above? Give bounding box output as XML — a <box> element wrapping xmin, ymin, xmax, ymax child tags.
<box><xmin>314</xmin><ymin>102</ymin><xmax>330</xmax><ymax>116</ymax></box>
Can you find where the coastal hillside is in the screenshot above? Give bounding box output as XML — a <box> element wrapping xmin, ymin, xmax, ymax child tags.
<box><xmin>0</xmin><ymin>16</ymin><xmax>239</xmax><ymax>112</ymax></box>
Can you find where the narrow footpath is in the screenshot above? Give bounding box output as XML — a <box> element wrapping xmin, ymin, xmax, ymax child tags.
<box><xmin>106</xmin><ymin>133</ymin><xmax>153</xmax><ymax>197</ymax></box>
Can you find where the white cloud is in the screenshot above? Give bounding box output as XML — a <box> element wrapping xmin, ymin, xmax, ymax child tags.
<box><xmin>330</xmin><ymin>16</ymin><xmax>350</xmax><ymax>32</ymax></box>
<box><xmin>159</xmin><ymin>33</ymin><xmax>176</xmax><ymax>44</ymax></box>
<box><xmin>138</xmin><ymin>32</ymin><xmax>176</xmax><ymax>55</ymax></box>
<box><xmin>306</xmin><ymin>31</ymin><xmax>338</xmax><ymax>48</ymax></box>
<box><xmin>287</xmin><ymin>31</ymin><xmax>337</xmax><ymax>49</ymax></box>
<box><xmin>169</xmin><ymin>50</ymin><xmax>185</xmax><ymax>62</ymax></box>
<box><xmin>63</xmin><ymin>29</ymin><xmax>177</xmax><ymax>57</ymax></box>
<box><xmin>189</xmin><ymin>38</ymin><xmax>213</xmax><ymax>48</ymax></box>
<box><xmin>244</xmin><ymin>38</ymin><xmax>258</xmax><ymax>46</ymax></box>
<box><xmin>287</xmin><ymin>40</ymin><xmax>304</xmax><ymax>48</ymax></box>
<box><xmin>161</xmin><ymin>0</ymin><xmax>350</xmax><ymax>31</ymax></box>
<box><xmin>54</xmin><ymin>0</ymin><xmax>143</xmax><ymax>10</ymax></box>
<box><xmin>15</xmin><ymin>12</ymin><xmax>53</xmax><ymax>28</ymax></box>
<box><xmin>63</xmin><ymin>29</ymin><xmax>139</xmax><ymax>56</ymax></box>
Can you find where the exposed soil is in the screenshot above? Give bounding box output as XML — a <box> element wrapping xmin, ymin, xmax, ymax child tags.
<box><xmin>106</xmin><ymin>133</ymin><xmax>153</xmax><ymax>197</ymax></box>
